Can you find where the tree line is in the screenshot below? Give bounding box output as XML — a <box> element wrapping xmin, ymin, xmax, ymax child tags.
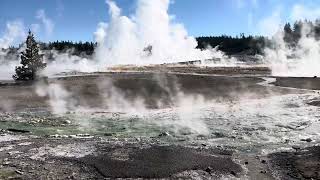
<box><xmin>1</xmin><ymin>41</ymin><xmax>96</xmax><ymax>57</ymax></box>
<box><xmin>3</xmin><ymin>19</ymin><xmax>320</xmax><ymax>59</ymax></box>
<box><xmin>197</xmin><ymin>19</ymin><xmax>320</xmax><ymax>55</ymax></box>
<box><xmin>40</xmin><ymin>41</ymin><xmax>96</xmax><ymax>55</ymax></box>
<box><xmin>283</xmin><ymin>19</ymin><xmax>320</xmax><ymax>47</ymax></box>
<box><xmin>196</xmin><ymin>34</ymin><xmax>267</xmax><ymax>55</ymax></box>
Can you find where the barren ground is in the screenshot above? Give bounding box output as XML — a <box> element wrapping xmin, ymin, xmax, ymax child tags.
<box><xmin>0</xmin><ymin>65</ymin><xmax>319</xmax><ymax>179</ymax></box>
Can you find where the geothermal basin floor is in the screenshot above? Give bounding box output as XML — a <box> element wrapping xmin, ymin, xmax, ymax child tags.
<box><xmin>0</xmin><ymin>66</ymin><xmax>320</xmax><ymax>179</ymax></box>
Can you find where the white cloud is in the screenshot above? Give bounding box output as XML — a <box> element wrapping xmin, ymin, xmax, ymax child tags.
<box><xmin>36</xmin><ymin>9</ymin><xmax>54</xmax><ymax>36</ymax></box>
<box><xmin>255</xmin><ymin>3</ymin><xmax>320</xmax><ymax>37</ymax></box>
<box><xmin>257</xmin><ymin>8</ymin><xmax>282</xmax><ymax>37</ymax></box>
<box><xmin>291</xmin><ymin>4</ymin><xmax>320</xmax><ymax>21</ymax></box>
<box><xmin>0</xmin><ymin>20</ymin><xmax>25</xmax><ymax>49</ymax></box>
<box><xmin>94</xmin><ymin>22</ymin><xmax>108</xmax><ymax>44</ymax></box>
<box><xmin>106</xmin><ymin>0</ymin><xmax>121</xmax><ymax>19</ymax></box>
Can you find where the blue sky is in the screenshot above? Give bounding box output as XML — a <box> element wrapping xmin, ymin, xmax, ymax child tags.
<box><xmin>1</xmin><ymin>0</ymin><xmax>320</xmax><ymax>42</ymax></box>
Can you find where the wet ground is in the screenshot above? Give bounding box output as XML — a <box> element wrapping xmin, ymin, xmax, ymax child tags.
<box><xmin>0</xmin><ymin>65</ymin><xmax>320</xmax><ymax>179</ymax></box>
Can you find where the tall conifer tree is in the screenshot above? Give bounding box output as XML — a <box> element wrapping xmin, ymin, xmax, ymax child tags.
<box><xmin>13</xmin><ymin>30</ymin><xmax>46</xmax><ymax>81</ymax></box>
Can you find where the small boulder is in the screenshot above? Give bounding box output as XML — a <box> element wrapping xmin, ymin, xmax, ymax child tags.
<box><xmin>230</xmin><ymin>171</ymin><xmax>237</xmax><ymax>176</ymax></box>
<box><xmin>158</xmin><ymin>132</ymin><xmax>170</xmax><ymax>137</ymax></box>
<box><xmin>292</xmin><ymin>145</ymin><xmax>301</xmax><ymax>151</ymax></box>
<box><xmin>301</xmin><ymin>138</ymin><xmax>312</xmax><ymax>142</ymax></box>
<box><xmin>7</xmin><ymin>128</ymin><xmax>30</xmax><ymax>133</ymax></box>
<box><xmin>205</xmin><ymin>166</ymin><xmax>212</xmax><ymax>174</ymax></box>
<box><xmin>104</xmin><ymin>133</ymin><xmax>113</xmax><ymax>137</ymax></box>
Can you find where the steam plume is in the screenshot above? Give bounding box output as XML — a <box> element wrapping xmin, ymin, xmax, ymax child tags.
<box><xmin>263</xmin><ymin>4</ymin><xmax>320</xmax><ymax>77</ymax></box>
<box><xmin>94</xmin><ymin>0</ymin><xmax>230</xmax><ymax>66</ymax></box>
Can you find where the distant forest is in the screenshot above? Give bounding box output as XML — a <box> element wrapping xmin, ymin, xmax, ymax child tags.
<box><xmin>196</xmin><ymin>35</ymin><xmax>267</xmax><ymax>55</ymax></box>
<box><xmin>2</xmin><ymin>20</ymin><xmax>320</xmax><ymax>58</ymax></box>
<box><xmin>40</xmin><ymin>41</ymin><xmax>96</xmax><ymax>56</ymax></box>
<box><xmin>197</xmin><ymin>19</ymin><xmax>320</xmax><ymax>55</ymax></box>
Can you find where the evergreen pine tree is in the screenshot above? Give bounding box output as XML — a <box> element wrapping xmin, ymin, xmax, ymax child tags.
<box><xmin>13</xmin><ymin>30</ymin><xmax>46</xmax><ymax>81</ymax></box>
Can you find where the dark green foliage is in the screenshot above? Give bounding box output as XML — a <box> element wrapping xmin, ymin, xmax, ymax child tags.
<box><xmin>283</xmin><ymin>23</ymin><xmax>294</xmax><ymax>47</ymax></box>
<box><xmin>197</xmin><ymin>19</ymin><xmax>320</xmax><ymax>55</ymax></box>
<box><xmin>13</xmin><ymin>30</ymin><xmax>46</xmax><ymax>81</ymax></box>
<box><xmin>196</xmin><ymin>34</ymin><xmax>267</xmax><ymax>55</ymax></box>
<box><xmin>283</xmin><ymin>19</ymin><xmax>320</xmax><ymax>46</ymax></box>
<box><xmin>40</xmin><ymin>41</ymin><xmax>96</xmax><ymax>56</ymax></box>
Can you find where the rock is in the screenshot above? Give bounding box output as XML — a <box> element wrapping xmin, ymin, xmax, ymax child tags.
<box><xmin>76</xmin><ymin>134</ymin><xmax>91</xmax><ymax>137</ymax></box>
<box><xmin>63</xmin><ymin>120</ymin><xmax>71</xmax><ymax>124</ymax></box>
<box><xmin>3</xmin><ymin>161</ymin><xmax>10</xmax><ymax>165</ymax></box>
<box><xmin>301</xmin><ymin>138</ymin><xmax>312</xmax><ymax>142</ymax></box>
<box><xmin>15</xmin><ymin>170</ymin><xmax>23</xmax><ymax>175</ymax></box>
<box><xmin>261</xmin><ymin>160</ymin><xmax>266</xmax><ymax>164</ymax></box>
<box><xmin>213</xmin><ymin>132</ymin><xmax>225</xmax><ymax>138</ymax></box>
<box><xmin>245</xmin><ymin>161</ymin><xmax>249</xmax><ymax>165</ymax></box>
<box><xmin>260</xmin><ymin>170</ymin><xmax>267</xmax><ymax>174</ymax></box>
<box><xmin>292</xmin><ymin>145</ymin><xmax>301</xmax><ymax>151</ymax></box>
<box><xmin>230</xmin><ymin>171</ymin><xmax>236</xmax><ymax>176</ymax></box>
<box><xmin>104</xmin><ymin>133</ymin><xmax>113</xmax><ymax>137</ymax></box>
<box><xmin>7</xmin><ymin>128</ymin><xmax>30</xmax><ymax>133</ymax></box>
<box><xmin>257</xmin><ymin>126</ymin><xmax>267</xmax><ymax>131</ymax></box>
<box><xmin>205</xmin><ymin>166</ymin><xmax>212</xmax><ymax>174</ymax></box>
<box><xmin>158</xmin><ymin>132</ymin><xmax>170</xmax><ymax>137</ymax></box>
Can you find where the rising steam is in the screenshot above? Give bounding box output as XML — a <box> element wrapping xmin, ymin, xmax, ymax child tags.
<box><xmin>265</xmin><ymin>23</ymin><xmax>320</xmax><ymax>77</ymax></box>
<box><xmin>0</xmin><ymin>21</ymin><xmax>25</xmax><ymax>80</ymax></box>
<box><xmin>94</xmin><ymin>0</ymin><xmax>229</xmax><ymax>66</ymax></box>
<box><xmin>262</xmin><ymin>4</ymin><xmax>320</xmax><ymax>77</ymax></box>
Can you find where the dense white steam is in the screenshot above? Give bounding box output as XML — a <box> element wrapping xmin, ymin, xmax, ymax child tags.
<box><xmin>36</xmin><ymin>82</ymin><xmax>74</xmax><ymax>114</ymax></box>
<box><xmin>33</xmin><ymin>74</ymin><xmax>210</xmax><ymax>135</ymax></box>
<box><xmin>0</xmin><ymin>21</ymin><xmax>25</xmax><ymax>49</ymax></box>
<box><xmin>97</xmin><ymin>77</ymin><xmax>147</xmax><ymax>113</ymax></box>
<box><xmin>265</xmin><ymin>23</ymin><xmax>320</xmax><ymax>77</ymax></box>
<box><xmin>151</xmin><ymin>74</ymin><xmax>209</xmax><ymax>135</ymax></box>
<box><xmin>36</xmin><ymin>9</ymin><xmax>55</xmax><ymax>37</ymax></box>
<box><xmin>155</xmin><ymin>93</ymin><xmax>210</xmax><ymax>135</ymax></box>
<box><xmin>265</xmin><ymin>25</ymin><xmax>320</xmax><ymax>77</ymax></box>
<box><xmin>262</xmin><ymin>4</ymin><xmax>320</xmax><ymax>77</ymax></box>
<box><xmin>43</xmin><ymin>50</ymin><xmax>97</xmax><ymax>77</ymax></box>
<box><xmin>94</xmin><ymin>0</ymin><xmax>229</xmax><ymax>66</ymax></box>
<box><xmin>0</xmin><ymin>21</ymin><xmax>25</xmax><ymax>80</ymax></box>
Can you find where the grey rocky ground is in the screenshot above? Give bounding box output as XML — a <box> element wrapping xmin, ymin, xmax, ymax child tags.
<box><xmin>0</xmin><ymin>66</ymin><xmax>319</xmax><ymax>179</ymax></box>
